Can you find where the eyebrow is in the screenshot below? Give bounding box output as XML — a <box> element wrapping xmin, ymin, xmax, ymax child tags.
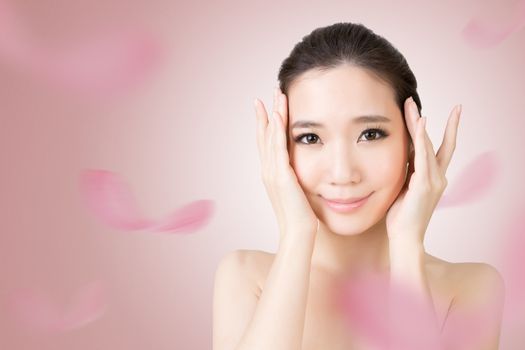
<box><xmin>291</xmin><ymin>115</ymin><xmax>391</xmax><ymax>129</ymax></box>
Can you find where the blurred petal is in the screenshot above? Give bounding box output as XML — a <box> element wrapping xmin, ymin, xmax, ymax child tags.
<box><xmin>501</xmin><ymin>208</ymin><xmax>525</xmax><ymax>328</ymax></box>
<box><xmin>60</xmin><ymin>280</ymin><xmax>108</xmax><ymax>331</ymax></box>
<box><xmin>150</xmin><ymin>199</ymin><xmax>215</xmax><ymax>234</ymax></box>
<box><xmin>79</xmin><ymin>169</ymin><xmax>214</xmax><ymax>234</ymax></box>
<box><xmin>337</xmin><ymin>272</ymin><xmax>390</xmax><ymax>348</ymax></box>
<box><xmin>79</xmin><ymin>169</ymin><xmax>154</xmax><ymax>230</ymax></box>
<box><xmin>437</xmin><ymin>151</ymin><xmax>499</xmax><ymax>208</ymax></box>
<box><xmin>461</xmin><ymin>0</ymin><xmax>525</xmax><ymax>48</ymax></box>
<box><xmin>338</xmin><ymin>272</ymin><xmax>497</xmax><ymax>349</ymax></box>
<box><xmin>9</xmin><ymin>289</ymin><xmax>63</xmax><ymax>333</ymax></box>
<box><xmin>0</xmin><ymin>0</ymin><xmax>32</xmax><ymax>60</ymax></box>
<box><xmin>41</xmin><ymin>29</ymin><xmax>163</xmax><ymax>96</ymax></box>
<box><xmin>339</xmin><ymin>272</ymin><xmax>443</xmax><ymax>349</ymax></box>
<box><xmin>462</xmin><ymin>19</ymin><xmax>517</xmax><ymax>48</ymax></box>
<box><xmin>9</xmin><ymin>281</ymin><xmax>107</xmax><ymax>333</ymax></box>
<box><xmin>0</xmin><ymin>0</ymin><xmax>163</xmax><ymax>97</ymax></box>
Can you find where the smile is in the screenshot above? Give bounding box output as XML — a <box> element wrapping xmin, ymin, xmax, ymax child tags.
<box><xmin>321</xmin><ymin>192</ymin><xmax>373</xmax><ymax>213</ymax></box>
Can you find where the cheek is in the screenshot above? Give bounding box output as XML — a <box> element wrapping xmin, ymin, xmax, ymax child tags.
<box><xmin>369</xmin><ymin>145</ymin><xmax>408</xmax><ymax>187</ymax></box>
<box><xmin>290</xmin><ymin>149</ymin><xmax>317</xmax><ymax>187</ymax></box>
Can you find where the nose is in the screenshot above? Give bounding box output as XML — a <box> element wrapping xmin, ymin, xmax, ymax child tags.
<box><xmin>328</xmin><ymin>142</ymin><xmax>361</xmax><ymax>186</ymax></box>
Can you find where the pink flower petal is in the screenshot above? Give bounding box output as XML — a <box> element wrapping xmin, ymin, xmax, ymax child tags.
<box><xmin>41</xmin><ymin>29</ymin><xmax>163</xmax><ymax>96</ymax></box>
<box><xmin>0</xmin><ymin>0</ymin><xmax>163</xmax><ymax>97</ymax></box>
<box><xmin>79</xmin><ymin>169</ymin><xmax>214</xmax><ymax>234</ymax></box>
<box><xmin>59</xmin><ymin>280</ymin><xmax>108</xmax><ymax>331</ymax></box>
<box><xmin>150</xmin><ymin>199</ymin><xmax>215</xmax><ymax>234</ymax></box>
<box><xmin>8</xmin><ymin>281</ymin><xmax>108</xmax><ymax>333</ymax></box>
<box><xmin>337</xmin><ymin>272</ymin><xmax>390</xmax><ymax>348</ymax></box>
<box><xmin>500</xmin><ymin>207</ymin><xmax>525</xmax><ymax>329</ymax></box>
<box><xmin>79</xmin><ymin>169</ymin><xmax>154</xmax><ymax>231</ymax></box>
<box><xmin>437</xmin><ymin>151</ymin><xmax>499</xmax><ymax>208</ymax></box>
<box><xmin>338</xmin><ymin>271</ymin><xmax>498</xmax><ymax>349</ymax></box>
<box><xmin>461</xmin><ymin>0</ymin><xmax>525</xmax><ymax>48</ymax></box>
<box><xmin>9</xmin><ymin>289</ymin><xmax>63</xmax><ymax>333</ymax></box>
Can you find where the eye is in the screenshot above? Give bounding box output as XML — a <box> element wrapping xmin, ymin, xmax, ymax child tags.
<box><xmin>293</xmin><ymin>127</ymin><xmax>389</xmax><ymax>146</ymax></box>
<box><xmin>358</xmin><ymin>128</ymin><xmax>388</xmax><ymax>142</ymax></box>
<box><xmin>294</xmin><ymin>133</ymin><xmax>320</xmax><ymax>145</ymax></box>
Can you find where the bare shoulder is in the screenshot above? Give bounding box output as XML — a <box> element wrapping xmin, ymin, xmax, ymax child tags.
<box><xmin>215</xmin><ymin>249</ymin><xmax>274</xmax><ymax>294</ymax></box>
<box><xmin>424</xmin><ymin>253</ymin><xmax>505</xmax><ymax>304</ymax></box>
<box><xmin>213</xmin><ymin>250</ymin><xmax>273</xmax><ymax>349</ymax></box>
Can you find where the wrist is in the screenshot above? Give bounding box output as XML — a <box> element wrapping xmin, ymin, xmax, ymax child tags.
<box><xmin>388</xmin><ymin>232</ymin><xmax>424</xmax><ymax>251</ymax></box>
<box><xmin>279</xmin><ymin>228</ymin><xmax>316</xmax><ymax>250</ymax></box>
<box><xmin>389</xmin><ymin>238</ymin><xmax>425</xmax><ymax>264</ymax></box>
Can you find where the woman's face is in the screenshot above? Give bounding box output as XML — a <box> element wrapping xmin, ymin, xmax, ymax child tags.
<box><xmin>287</xmin><ymin>64</ymin><xmax>411</xmax><ymax>235</ymax></box>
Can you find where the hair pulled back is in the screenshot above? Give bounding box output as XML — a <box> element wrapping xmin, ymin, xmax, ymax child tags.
<box><xmin>277</xmin><ymin>22</ymin><xmax>422</xmax><ymax>116</ymax></box>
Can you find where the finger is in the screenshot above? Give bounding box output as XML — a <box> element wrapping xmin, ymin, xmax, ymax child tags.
<box><xmin>277</xmin><ymin>88</ymin><xmax>287</xmax><ymax>127</ymax></box>
<box><xmin>404</xmin><ymin>97</ymin><xmax>419</xmax><ymax>143</ymax></box>
<box><xmin>277</xmin><ymin>89</ymin><xmax>289</xmax><ymax>149</ymax></box>
<box><xmin>267</xmin><ymin>106</ymin><xmax>276</xmax><ymax>175</ymax></box>
<box><xmin>254</xmin><ymin>98</ymin><xmax>269</xmax><ymax>160</ymax></box>
<box><xmin>420</xmin><ymin>114</ymin><xmax>443</xmax><ymax>185</ymax></box>
<box><xmin>273</xmin><ymin>86</ymin><xmax>279</xmax><ymax>117</ymax></box>
<box><xmin>273</xmin><ymin>110</ymin><xmax>289</xmax><ymax>169</ymax></box>
<box><xmin>414</xmin><ymin>116</ymin><xmax>430</xmax><ymax>185</ymax></box>
<box><xmin>407</xmin><ymin>98</ymin><xmax>442</xmax><ymax>185</ymax></box>
<box><xmin>436</xmin><ymin>104</ymin><xmax>461</xmax><ymax>173</ymax></box>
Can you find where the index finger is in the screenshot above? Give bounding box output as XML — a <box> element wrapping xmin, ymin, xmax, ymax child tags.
<box><xmin>436</xmin><ymin>104</ymin><xmax>461</xmax><ymax>172</ymax></box>
<box><xmin>254</xmin><ymin>98</ymin><xmax>269</xmax><ymax>159</ymax></box>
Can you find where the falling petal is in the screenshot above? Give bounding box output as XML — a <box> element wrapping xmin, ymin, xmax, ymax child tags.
<box><xmin>338</xmin><ymin>271</ymin><xmax>499</xmax><ymax>349</ymax></box>
<box><xmin>0</xmin><ymin>0</ymin><xmax>163</xmax><ymax>97</ymax></box>
<box><xmin>461</xmin><ymin>0</ymin><xmax>525</xmax><ymax>48</ymax></box>
<box><xmin>437</xmin><ymin>151</ymin><xmax>499</xmax><ymax>208</ymax></box>
<box><xmin>79</xmin><ymin>169</ymin><xmax>154</xmax><ymax>231</ymax></box>
<box><xmin>150</xmin><ymin>199</ymin><xmax>215</xmax><ymax>234</ymax></box>
<box><xmin>9</xmin><ymin>289</ymin><xmax>63</xmax><ymax>333</ymax></box>
<box><xmin>41</xmin><ymin>29</ymin><xmax>163</xmax><ymax>96</ymax></box>
<box><xmin>0</xmin><ymin>0</ymin><xmax>33</xmax><ymax>62</ymax></box>
<box><xmin>337</xmin><ymin>272</ymin><xmax>390</xmax><ymax>348</ymax></box>
<box><xmin>8</xmin><ymin>281</ymin><xmax>107</xmax><ymax>333</ymax></box>
<box><xmin>500</xmin><ymin>207</ymin><xmax>525</xmax><ymax>331</ymax></box>
<box><xmin>462</xmin><ymin>19</ymin><xmax>517</xmax><ymax>48</ymax></box>
<box><xmin>59</xmin><ymin>280</ymin><xmax>108</xmax><ymax>331</ymax></box>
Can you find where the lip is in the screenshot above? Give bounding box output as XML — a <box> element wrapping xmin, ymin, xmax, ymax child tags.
<box><xmin>321</xmin><ymin>192</ymin><xmax>373</xmax><ymax>213</ymax></box>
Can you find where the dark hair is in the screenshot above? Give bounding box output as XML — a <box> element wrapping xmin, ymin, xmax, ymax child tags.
<box><xmin>277</xmin><ymin>22</ymin><xmax>422</xmax><ymax>118</ymax></box>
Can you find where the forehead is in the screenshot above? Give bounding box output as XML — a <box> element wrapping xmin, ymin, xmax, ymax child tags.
<box><xmin>287</xmin><ymin>65</ymin><xmax>400</xmax><ymax>126</ymax></box>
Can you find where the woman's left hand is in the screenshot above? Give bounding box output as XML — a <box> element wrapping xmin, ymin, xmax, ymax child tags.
<box><xmin>385</xmin><ymin>97</ymin><xmax>462</xmax><ymax>244</ymax></box>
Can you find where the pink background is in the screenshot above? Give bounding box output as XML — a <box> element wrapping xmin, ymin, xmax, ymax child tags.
<box><xmin>1</xmin><ymin>0</ymin><xmax>524</xmax><ymax>348</ymax></box>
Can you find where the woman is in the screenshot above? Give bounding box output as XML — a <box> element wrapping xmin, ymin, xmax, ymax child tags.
<box><xmin>213</xmin><ymin>22</ymin><xmax>505</xmax><ymax>350</ymax></box>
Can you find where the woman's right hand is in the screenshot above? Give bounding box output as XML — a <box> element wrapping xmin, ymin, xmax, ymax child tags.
<box><xmin>254</xmin><ymin>87</ymin><xmax>320</xmax><ymax>240</ymax></box>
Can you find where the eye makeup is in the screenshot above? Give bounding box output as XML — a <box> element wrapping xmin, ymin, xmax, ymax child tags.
<box><xmin>293</xmin><ymin>124</ymin><xmax>390</xmax><ymax>145</ymax></box>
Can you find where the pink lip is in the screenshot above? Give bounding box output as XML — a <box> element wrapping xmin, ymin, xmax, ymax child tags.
<box><xmin>321</xmin><ymin>193</ymin><xmax>372</xmax><ymax>213</ymax></box>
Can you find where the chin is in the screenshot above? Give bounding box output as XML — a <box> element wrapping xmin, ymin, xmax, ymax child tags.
<box><xmin>314</xmin><ymin>192</ymin><xmax>387</xmax><ymax>236</ymax></box>
<box><xmin>321</xmin><ymin>214</ymin><xmax>377</xmax><ymax>236</ymax></box>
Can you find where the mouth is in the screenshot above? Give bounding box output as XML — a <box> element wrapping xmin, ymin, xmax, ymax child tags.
<box><xmin>320</xmin><ymin>192</ymin><xmax>373</xmax><ymax>213</ymax></box>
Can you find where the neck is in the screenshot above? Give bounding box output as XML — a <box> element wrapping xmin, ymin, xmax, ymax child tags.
<box><xmin>310</xmin><ymin>216</ymin><xmax>391</xmax><ymax>277</ymax></box>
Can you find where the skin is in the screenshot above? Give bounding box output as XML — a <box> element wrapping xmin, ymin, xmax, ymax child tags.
<box><xmin>286</xmin><ymin>64</ymin><xmax>410</xmax><ymax>275</ymax></box>
<box><xmin>212</xmin><ymin>63</ymin><xmax>505</xmax><ymax>350</ymax></box>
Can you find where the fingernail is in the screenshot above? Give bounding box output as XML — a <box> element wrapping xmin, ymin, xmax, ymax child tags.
<box><xmin>253</xmin><ymin>98</ymin><xmax>259</xmax><ymax>109</ymax></box>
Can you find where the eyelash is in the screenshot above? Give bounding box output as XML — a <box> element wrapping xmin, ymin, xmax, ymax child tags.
<box><xmin>293</xmin><ymin>125</ymin><xmax>389</xmax><ymax>145</ymax></box>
